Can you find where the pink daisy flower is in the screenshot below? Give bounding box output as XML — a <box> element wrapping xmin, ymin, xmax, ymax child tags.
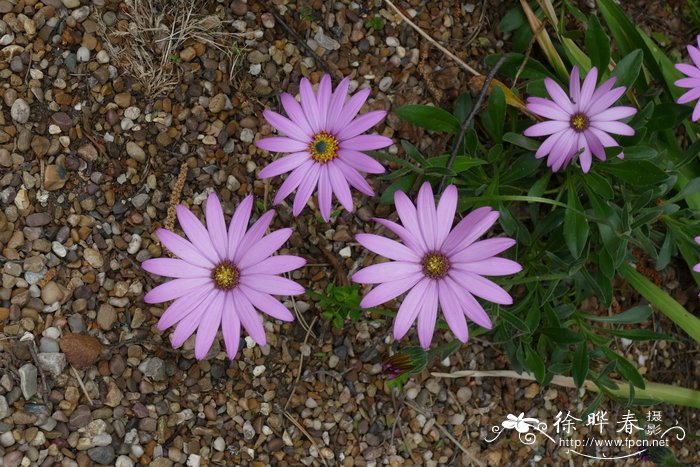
<box><xmin>256</xmin><ymin>74</ymin><xmax>393</xmax><ymax>222</ymax></box>
<box><xmin>524</xmin><ymin>66</ymin><xmax>637</xmax><ymax>173</ymax></box>
<box><xmin>142</xmin><ymin>193</ymin><xmax>306</xmax><ymax>360</ymax></box>
<box><xmin>352</xmin><ymin>182</ymin><xmax>522</xmax><ymax>348</ymax></box>
<box><xmin>675</xmin><ymin>36</ymin><xmax>700</xmax><ymax>121</ymax></box>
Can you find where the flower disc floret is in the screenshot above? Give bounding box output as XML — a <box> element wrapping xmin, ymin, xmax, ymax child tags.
<box><xmin>309</xmin><ymin>131</ymin><xmax>339</xmax><ymax>163</ymax></box>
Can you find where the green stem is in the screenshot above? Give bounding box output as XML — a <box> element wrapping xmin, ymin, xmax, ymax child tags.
<box><xmin>619</xmin><ymin>262</ymin><xmax>700</xmax><ymax>343</ymax></box>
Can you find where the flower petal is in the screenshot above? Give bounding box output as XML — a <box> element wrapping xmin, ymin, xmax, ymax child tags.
<box><xmin>442</xmin><ymin>208</ymin><xmax>499</xmax><ymax>255</ymax></box>
<box><xmin>359</xmin><ymin>274</ymin><xmax>423</xmax><ymax>308</ymax></box>
<box><xmin>436</xmin><ymin>185</ymin><xmax>458</xmax><ymax>247</ymax></box>
<box><xmin>417</xmin><ymin>281</ymin><xmax>439</xmax><ymax>349</ymax></box>
<box><xmin>233</xmin><ymin>210</ymin><xmax>275</xmax><ymax>263</ymax></box>
<box><xmin>590</xmin><ymin>106</ymin><xmax>637</xmax><ymax>122</ymax></box>
<box><xmin>373</xmin><ymin>217</ymin><xmax>425</xmax><ymax>254</ymax></box>
<box><xmin>242</xmin><ymin>255</ymin><xmax>306</xmax><ymax>276</ymax></box>
<box><xmin>274</xmin><ymin>160</ymin><xmax>314</xmax><ymax>205</ymax></box>
<box><xmin>240</xmin><ymin>274</ymin><xmax>305</xmax><ymax>295</ymax></box>
<box><xmin>239</xmin><ymin>284</ymin><xmax>294</xmax><ymax>322</ymax></box>
<box><xmin>331</xmin><ymin>88</ymin><xmax>371</xmax><ymax>134</ymax></box>
<box><xmin>237</xmin><ymin>228</ymin><xmax>293</xmax><ymax>270</ymax></box>
<box><xmin>221</xmin><ymin>292</ymin><xmax>241</xmax><ymax>359</ymax></box>
<box><xmin>292</xmin><ymin>163</ymin><xmax>321</xmax><ymax>216</ymax></box>
<box><xmin>157</xmin><ymin>287</ymin><xmax>212</xmax><ymax>331</ymax></box>
<box><xmin>352</xmin><ymin>261</ymin><xmax>423</xmax><ymax>284</ymax></box>
<box><xmin>449</xmin><ymin>270</ymin><xmax>513</xmax><ymax>305</ymax></box>
<box><xmin>394</xmin><ymin>190</ymin><xmax>428</xmax><ymax>252</ymax></box>
<box><xmin>157</xmin><ymin>228</ymin><xmax>213</xmax><ymax>269</ymax></box>
<box><xmin>676</xmin><ymin>63</ymin><xmax>700</xmax><ymax>80</ymax></box>
<box><xmin>171</xmin><ymin>292</ymin><xmax>212</xmax><ymax>347</ymax></box>
<box><xmin>299</xmin><ymin>77</ymin><xmax>321</xmax><ymax>133</ymax></box>
<box><xmin>326</xmin><ymin>77</ymin><xmax>350</xmax><ymax>130</ymax></box>
<box><xmin>453</xmin><ymin>257</ymin><xmax>522</xmax><ymax>276</ymax></box>
<box><xmin>535</xmin><ymin>131</ymin><xmax>566</xmax><ymax>159</ymax></box>
<box><xmin>393</xmin><ymin>278</ymin><xmax>430</xmax><ymax>340</ymax></box>
<box><xmin>262</xmin><ymin>109</ymin><xmax>310</xmax><ymax>141</ymax></box>
<box><xmin>316</xmin><ymin>165</ymin><xmax>333</xmax><ymax>222</ymax></box>
<box><xmin>569</xmin><ymin>66</ymin><xmax>581</xmax><ymax>106</ymax></box>
<box><xmin>281</xmin><ymin>92</ymin><xmax>314</xmax><ymax>136</ymax></box>
<box><xmin>356</xmin><ymin>233</ymin><xmax>421</xmax><ymax>262</ymax></box>
<box><xmin>334</xmin><ymin>159</ymin><xmax>375</xmax><ymax>196</ymax></box>
<box><xmin>450</xmin><ymin>238</ymin><xmax>516</xmax><ymax>263</ymax></box>
<box><xmin>445</xmin><ymin>277</ymin><xmax>492</xmax><ymax>328</ymax></box>
<box><xmin>205</xmin><ymin>192</ymin><xmax>228</xmax><ymax>260</ymax></box>
<box><xmin>590</xmin><ymin>121</ymin><xmax>634</xmax><ymax>136</ymax></box>
<box><xmin>175</xmin><ymin>206</ymin><xmax>219</xmax><ymax>264</ymax></box>
<box><xmin>316</xmin><ymin>74</ymin><xmax>332</xmax><ymax>128</ymax></box>
<box><xmin>526</xmin><ymin>97</ymin><xmax>570</xmax><ymax>120</ymax></box>
<box><xmin>336</xmin><ymin>110</ymin><xmax>387</xmax><ymax>141</ymax></box>
<box><xmin>194</xmin><ymin>291</ymin><xmax>224</xmax><ymax>360</ymax></box>
<box><xmin>579</xmin><ymin>67</ymin><xmax>598</xmax><ymax>108</ymax></box>
<box><xmin>329</xmin><ymin>164</ymin><xmax>354</xmax><ymax>212</ymax></box>
<box><xmin>438</xmin><ymin>280</ymin><xmax>468</xmax><ymax>343</ymax></box>
<box><xmin>144</xmin><ymin>277</ymin><xmax>212</xmax><ymax>304</ymax></box>
<box><xmin>586</xmin><ymin>83</ymin><xmax>625</xmax><ymax>115</ymax></box>
<box><xmin>523</xmin><ymin>120</ymin><xmax>570</xmax><ymax>137</ymax></box>
<box><xmin>337</xmin><ymin>149</ymin><xmax>385</xmax><ymax>174</ymax></box>
<box><xmin>232</xmin><ymin>290</ymin><xmax>266</xmax><ymax>346</ymax></box>
<box><xmin>339</xmin><ymin>134</ymin><xmax>393</xmax><ymax>151</ymax></box>
<box><xmin>227</xmin><ymin>195</ymin><xmax>253</xmax><ymax>259</ymax></box>
<box><xmin>544</xmin><ymin>77</ymin><xmax>573</xmax><ymax>113</ymax></box>
<box><xmin>416</xmin><ymin>182</ymin><xmax>438</xmax><ymax>250</ymax></box>
<box><xmin>258</xmin><ymin>152</ymin><xmax>311</xmax><ymax>179</ymax></box>
<box><xmin>256</xmin><ymin>136</ymin><xmax>309</xmax><ymax>153</ymax></box>
<box><xmin>677</xmin><ymin>87</ymin><xmax>700</xmax><ymax>105</ymax></box>
<box><xmin>142</xmin><ymin>258</ymin><xmax>210</xmax><ymax>279</ymax></box>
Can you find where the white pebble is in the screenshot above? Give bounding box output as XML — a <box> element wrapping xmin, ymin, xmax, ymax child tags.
<box><xmin>76</xmin><ymin>46</ymin><xmax>90</xmax><ymax>62</ymax></box>
<box><xmin>96</xmin><ymin>50</ymin><xmax>110</xmax><ymax>64</ymax></box>
<box><xmin>253</xmin><ymin>365</ymin><xmax>266</xmax><ymax>376</ymax></box>
<box><xmin>339</xmin><ymin>246</ymin><xmax>352</xmax><ymax>258</ymax></box>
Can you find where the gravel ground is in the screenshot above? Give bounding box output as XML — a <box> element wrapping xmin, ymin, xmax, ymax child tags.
<box><xmin>0</xmin><ymin>1</ymin><xmax>698</xmax><ymax>466</ymax></box>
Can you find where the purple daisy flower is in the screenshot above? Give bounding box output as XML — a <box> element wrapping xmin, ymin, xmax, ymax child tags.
<box><xmin>352</xmin><ymin>182</ymin><xmax>522</xmax><ymax>348</ymax></box>
<box><xmin>256</xmin><ymin>74</ymin><xmax>393</xmax><ymax>222</ymax></box>
<box><xmin>675</xmin><ymin>36</ymin><xmax>700</xmax><ymax>121</ymax></box>
<box><xmin>524</xmin><ymin>66</ymin><xmax>637</xmax><ymax>173</ymax></box>
<box><xmin>142</xmin><ymin>193</ymin><xmax>306</xmax><ymax>360</ymax></box>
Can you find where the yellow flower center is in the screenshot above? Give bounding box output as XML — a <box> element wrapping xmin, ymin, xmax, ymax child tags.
<box><xmin>212</xmin><ymin>261</ymin><xmax>240</xmax><ymax>290</ymax></box>
<box><xmin>309</xmin><ymin>131</ymin><xmax>339</xmax><ymax>163</ymax></box>
<box><xmin>570</xmin><ymin>113</ymin><xmax>590</xmax><ymax>132</ymax></box>
<box><xmin>422</xmin><ymin>252</ymin><xmax>450</xmax><ymax>279</ymax></box>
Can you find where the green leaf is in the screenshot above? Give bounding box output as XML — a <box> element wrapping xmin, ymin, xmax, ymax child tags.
<box><xmin>564</xmin><ymin>180</ymin><xmax>589</xmax><ymax>259</ymax></box>
<box><xmin>582</xmin><ymin>305</ymin><xmax>652</xmax><ymax>324</ymax></box>
<box><xmin>525</xmin><ymin>346</ymin><xmax>546</xmax><ymax>384</ymax></box>
<box><xmin>605</xmin><ymin>328</ymin><xmax>673</xmax><ymax>341</ymax></box>
<box><xmin>499</xmin><ymin>7</ymin><xmax>525</xmax><ymax>32</ymax></box>
<box><xmin>395</xmin><ymin>105</ymin><xmax>460</xmax><ymax>133</ymax></box>
<box><xmin>453</xmin><ymin>92</ymin><xmax>473</xmax><ymax>123</ymax></box>
<box><xmin>380</xmin><ymin>175</ymin><xmax>415</xmax><ymax>204</ymax></box>
<box><xmin>541</xmin><ymin>328</ymin><xmax>584</xmax><ymax>344</ymax></box>
<box><xmin>503</xmin><ymin>132</ymin><xmax>540</xmax><ymax>151</ymax></box>
<box><xmin>619</xmin><ymin>263</ymin><xmax>700</xmax><ymax>343</ymax></box>
<box><xmin>400</xmin><ymin>140</ymin><xmax>428</xmax><ymax>165</ymax></box>
<box><xmin>583</xmin><ymin>171</ymin><xmax>614</xmax><ymax>200</ymax></box>
<box><xmin>481</xmin><ymin>85</ymin><xmax>506</xmax><ymax>141</ymax></box>
<box><xmin>604</xmin><ymin>349</ymin><xmax>645</xmax><ymax>389</ymax></box>
<box><xmin>609</xmin><ymin>49</ymin><xmax>643</xmax><ymax>89</ymax></box>
<box><xmin>596</xmin><ymin>160</ymin><xmax>668</xmax><ymax>185</ymax></box>
<box><xmin>426</xmin><ymin>154</ymin><xmax>486</xmax><ymax>173</ymax></box>
<box><xmin>585</xmin><ymin>15</ymin><xmax>610</xmax><ymax>71</ymax></box>
<box><xmin>572</xmin><ymin>343</ymin><xmax>589</xmax><ymax>388</ymax></box>
<box><xmin>648</xmin><ymin>102</ymin><xmax>692</xmax><ymax>130</ymax></box>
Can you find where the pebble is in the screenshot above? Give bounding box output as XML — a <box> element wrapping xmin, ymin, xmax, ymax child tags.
<box><xmin>77</xmin><ymin>47</ymin><xmax>91</xmax><ymax>62</ymax></box>
<box><xmin>52</xmin><ymin>241</ymin><xmax>67</xmax><ymax>257</ymax></box>
<box><xmin>127</xmin><ymin>234</ymin><xmax>142</xmax><ymax>254</ymax></box>
<box><xmin>115</xmin><ymin>456</ymin><xmax>134</xmax><ymax>467</ymax></box>
<box><xmin>37</xmin><ymin>352</ymin><xmax>67</xmax><ymax>376</ymax></box>
<box><xmin>62</xmin><ymin>0</ymin><xmax>81</xmax><ymax>8</ymax></box>
<box><xmin>88</xmin><ymin>446</ymin><xmax>116</xmax><ymax>465</ymax></box>
<box><xmin>139</xmin><ymin>357</ymin><xmax>166</xmax><ymax>381</ymax></box>
<box><xmin>26</xmin><ymin>212</ymin><xmax>51</xmax><ymax>227</ymax></box>
<box><xmin>10</xmin><ymin>99</ymin><xmax>30</xmax><ymax>124</ymax></box>
<box><xmin>18</xmin><ymin>363</ymin><xmax>38</xmax><ymax>400</ymax></box>
<box><xmin>83</xmin><ymin>247</ymin><xmax>104</xmax><ymax>268</ymax></box>
<box><xmin>97</xmin><ymin>304</ymin><xmax>117</xmax><ymax>330</ymax></box>
<box><xmin>41</xmin><ymin>281</ymin><xmax>64</xmax><ymax>304</ymax></box>
<box><xmin>243</xmin><ymin>421</ymin><xmax>255</xmax><ymax>440</ymax></box>
<box><xmin>126</xmin><ymin>141</ymin><xmax>146</xmax><ymax>162</ymax></box>
<box><xmin>0</xmin><ymin>396</ymin><xmax>8</xmax><ymax>419</ymax></box>
<box><xmin>131</xmin><ymin>193</ymin><xmax>149</xmax><ymax>210</ymax></box>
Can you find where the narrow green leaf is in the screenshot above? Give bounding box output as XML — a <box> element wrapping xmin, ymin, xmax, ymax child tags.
<box><xmin>609</xmin><ymin>49</ymin><xmax>643</xmax><ymax>88</ymax></box>
<box><xmin>564</xmin><ymin>180</ymin><xmax>589</xmax><ymax>258</ymax></box>
<box><xmin>395</xmin><ymin>105</ymin><xmax>460</xmax><ymax>133</ymax></box>
<box><xmin>503</xmin><ymin>132</ymin><xmax>540</xmax><ymax>151</ymax></box>
<box><xmin>605</xmin><ymin>329</ymin><xmax>673</xmax><ymax>341</ymax></box>
<box><xmin>585</xmin><ymin>15</ymin><xmax>610</xmax><ymax>71</ymax></box>
<box><xmin>582</xmin><ymin>305</ymin><xmax>652</xmax><ymax>324</ymax></box>
<box><xmin>573</xmin><ymin>343</ymin><xmax>589</xmax><ymax>388</ymax></box>
<box><xmin>596</xmin><ymin>160</ymin><xmax>668</xmax><ymax>185</ymax></box>
<box><xmin>525</xmin><ymin>346</ymin><xmax>546</xmax><ymax>384</ymax></box>
<box><xmin>400</xmin><ymin>140</ymin><xmax>428</xmax><ymax>165</ymax></box>
<box><xmin>620</xmin><ymin>263</ymin><xmax>700</xmax><ymax>343</ymax></box>
<box><xmin>380</xmin><ymin>175</ymin><xmax>416</xmax><ymax>205</ymax></box>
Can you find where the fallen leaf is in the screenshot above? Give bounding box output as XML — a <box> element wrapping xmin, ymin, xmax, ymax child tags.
<box><xmin>59</xmin><ymin>333</ymin><xmax>103</xmax><ymax>369</ymax></box>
